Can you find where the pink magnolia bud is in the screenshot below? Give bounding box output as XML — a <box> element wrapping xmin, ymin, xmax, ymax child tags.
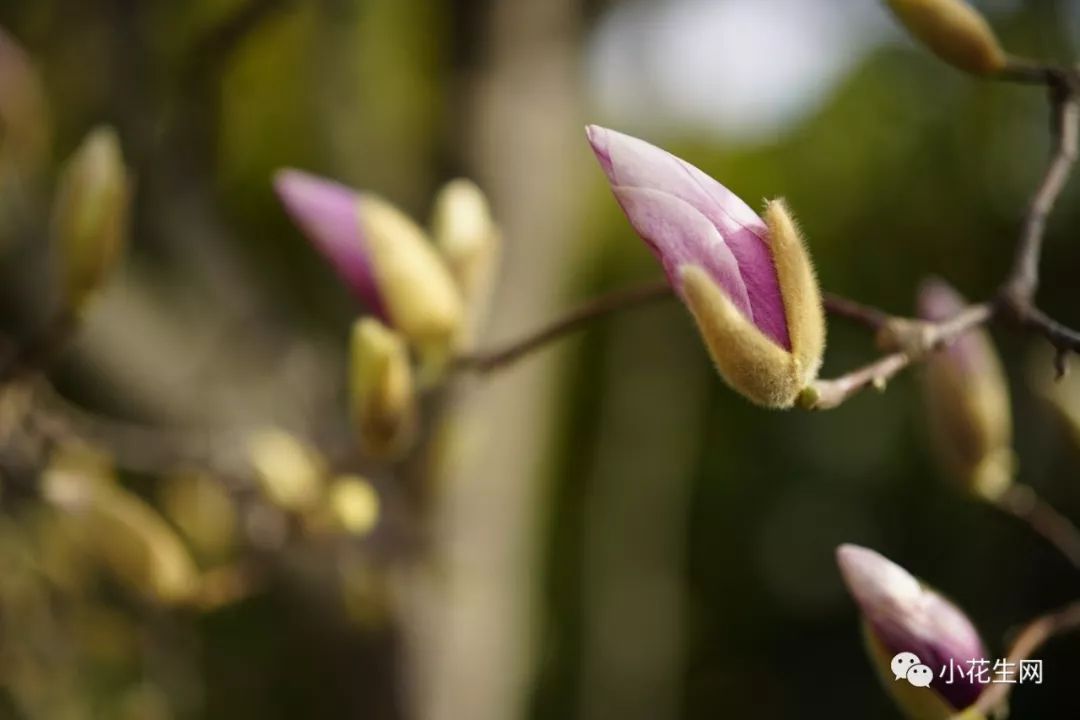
<box><xmin>837</xmin><ymin>544</ymin><xmax>988</xmax><ymax>716</ymax></box>
<box><xmin>274</xmin><ymin>170</ymin><xmax>387</xmax><ymax>317</ymax></box>
<box><xmin>586</xmin><ymin>126</ymin><xmax>825</xmax><ymax>408</ymax></box>
<box><xmin>918</xmin><ymin>278</ymin><xmax>1013</xmax><ymax>501</ymax></box>
<box><xmin>274</xmin><ymin>170</ymin><xmax>463</xmax><ymax>371</ymax></box>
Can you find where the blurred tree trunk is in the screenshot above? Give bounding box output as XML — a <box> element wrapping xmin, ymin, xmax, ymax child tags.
<box><xmin>401</xmin><ymin>1</ymin><xmax>587</xmax><ymax>719</ymax></box>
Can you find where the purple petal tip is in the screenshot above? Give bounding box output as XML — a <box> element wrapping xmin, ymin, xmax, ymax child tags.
<box><xmin>274</xmin><ymin>168</ymin><xmax>387</xmax><ymax>320</ymax></box>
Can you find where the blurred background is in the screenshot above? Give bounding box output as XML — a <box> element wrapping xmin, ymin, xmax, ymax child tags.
<box><xmin>0</xmin><ymin>0</ymin><xmax>1079</xmax><ymax>718</ymax></box>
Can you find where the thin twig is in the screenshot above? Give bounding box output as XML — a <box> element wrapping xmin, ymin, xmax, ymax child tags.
<box><xmin>994</xmin><ymin>483</ymin><xmax>1080</xmax><ymax>571</ymax></box>
<box><xmin>995</xmin><ymin>58</ymin><xmax>1067</xmax><ymax>87</ymax></box>
<box><xmin>1004</xmin><ymin>91</ymin><xmax>1080</xmax><ymax>301</ymax></box>
<box><xmin>802</xmin><ymin>303</ymin><xmax>995</xmax><ymax>410</ymax></box>
<box><xmin>822</xmin><ymin>292</ymin><xmax>893</xmax><ymax>332</ymax></box>
<box><xmin>455</xmin><ymin>278</ymin><xmax>673</xmax><ymax>373</ymax></box>
<box><xmin>972</xmin><ymin>600</ymin><xmax>1080</xmax><ymax>716</ymax></box>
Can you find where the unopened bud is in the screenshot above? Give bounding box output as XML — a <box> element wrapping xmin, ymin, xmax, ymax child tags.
<box><xmin>587</xmin><ymin>126</ymin><xmax>826</xmax><ymax>408</ymax></box>
<box><xmin>350</xmin><ymin>318</ymin><xmax>418</xmax><ymax>459</ymax></box>
<box><xmin>326</xmin><ymin>476</ymin><xmax>380</xmax><ymax>536</ymax></box>
<box><xmin>0</xmin><ymin>26</ymin><xmax>51</xmax><ymax>232</ymax></box>
<box><xmin>837</xmin><ymin>544</ymin><xmax>988</xmax><ymax>717</ymax></box>
<box><xmin>1031</xmin><ymin>347</ymin><xmax>1080</xmax><ymax>450</ymax></box>
<box><xmin>159</xmin><ymin>472</ymin><xmax>236</xmax><ymax>562</ymax></box>
<box><xmin>885</xmin><ymin>0</ymin><xmax>1006</xmax><ymax>76</ymax></box>
<box><xmin>247</xmin><ymin>428</ymin><xmax>325</xmax><ymax>513</ymax></box>
<box><xmin>918</xmin><ymin>279</ymin><xmax>1013</xmax><ymax>501</ymax></box>
<box><xmin>70</xmin><ymin>482</ymin><xmax>199</xmax><ymax>605</ymax></box>
<box><xmin>431</xmin><ymin>179</ymin><xmax>500</xmax><ymax>346</ymax></box>
<box><xmin>274</xmin><ymin>170</ymin><xmax>463</xmax><ymax>378</ymax></box>
<box><xmin>51</xmin><ymin>126</ymin><xmax>130</xmax><ymax>313</ymax></box>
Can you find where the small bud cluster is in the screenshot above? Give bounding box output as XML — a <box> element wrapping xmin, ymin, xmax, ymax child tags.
<box><xmin>274</xmin><ymin>171</ymin><xmax>500</xmax><ymax>459</ymax></box>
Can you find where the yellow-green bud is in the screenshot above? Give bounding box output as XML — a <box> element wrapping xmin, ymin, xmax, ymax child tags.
<box><xmin>918</xmin><ymin>279</ymin><xmax>1013</xmax><ymax>501</ymax></box>
<box><xmin>350</xmin><ymin>318</ymin><xmax>418</xmax><ymax>459</ymax></box>
<box><xmin>361</xmin><ymin>193</ymin><xmax>464</xmax><ymax>380</ymax></box>
<box><xmin>430</xmin><ymin>179</ymin><xmax>500</xmax><ymax>346</ymax></box>
<box><xmin>247</xmin><ymin>428</ymin><xmax>325</xmax><ymax>513</ymax></box>
<box><xmin>326</xmin><ymin>476</ymin><xmax>380</xmax><ymax>536</ymax></box>
<box><xmin>44</xmin><ymin>460</ymin><xmax>198</xmax><ymax>605</ymax></box>
<box><xmin>159</xmin><ymin>472</ymin><xmax>237</xmax><ymax>562</ymax></box>
<box><xmin>51</xmin><ymin>126</ymin><xmax>130</xmax><ymax>313</ymax></box>
<box><xmin>885</xmin><ymin>0</ymin><xmax>1007</xmax><ymax>76</ymax></box>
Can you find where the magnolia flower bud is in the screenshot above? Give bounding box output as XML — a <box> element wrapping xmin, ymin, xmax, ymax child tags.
<box><xmin>918</xmin><ymin>279</ymin><xmax>1013</xmax><ymax>501</ymax></box>
<box><xmin>431</xmin><ymin>178</ymin><xmax>500</xmax><ymax>346</ymax></box>
<box><xmin>350</xmin><ymin>318</ymin><xmax>418</xmax><ymax>459</ymax></box>
<box><xmin>885</xmin><ymin>0</ymin><xmax>1006</xmax><ymax>76</ymax></box>
<box><xmin>159</xmin><ymin>472</ymin><xmax>237</xmax><ymax>562</ymax></box>
<box><xmin>51</xmin><ymin>127</ymin><xmax>130</xmax><ymax>314</ymax></box>
<box><xmin>326</xmin><ymin>476</ymin><xmax>380</xmax><ymax>536</ymax></box>
<box><xmin>45</xmin><ymin>459</ymin><xmax>198</xmax><ymax>605</ymax></box>
<box><xmin>247</xmin><ymin>428</ymin><xmax>325</xmax><ymax>513</ymax></box>
<box><xmin>431</xmin><ymin>178</ymin><xmax>499</xmax><ymax>300</ymax></box>
<box><xmin>837</xmin><ymin>544</ymin><xmax>988</xmax><ymax>718</ymax></box>
<box><xmin>0</xmin><ymin>26</ymin><xmax>50</xmax><ymax>221</ymax></box>
<box><xmin>587</xmin><ymin>125</ymin><xmax>825</xmax><ymax>408</ymax></box>
<box><xmin>274</xmin><ymin>170</ymin><xmax>463</xmax><ymax>372</ymax></box>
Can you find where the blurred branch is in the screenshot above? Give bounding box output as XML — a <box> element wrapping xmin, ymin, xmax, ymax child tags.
<box><xmin>972</xmin><ymin>599</ymin><xmax>1080</xmax><ymax>716</ymax></box>
<box><xmin>994</xmin><ymin>483</ymin><xmax>1080</xmax><ymax>571</ymax></box>
<box><xmin>27</xmin><ymin>379</ymin><xmax>251</xmax><ymax>489</ymax></box>
<box><xmin>0</xmin><ymin>312</ymin><xmax>76</xmax><ymax>385</ymax></box>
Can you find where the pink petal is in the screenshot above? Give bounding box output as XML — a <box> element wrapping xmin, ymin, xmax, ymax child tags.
<box><xmin>587</xmin><ymin>125</ymin><xmax>789</xmax><ymax>349</ymax></box>
<box><xmin>274</xmin><ymin>169</ymin><xmax>388</xmax><ymax>320</ymax></box>
<box><xmin>612</xmin><ymin>186</ymin><xmax>752</xmax><ymax>319</ymax></box>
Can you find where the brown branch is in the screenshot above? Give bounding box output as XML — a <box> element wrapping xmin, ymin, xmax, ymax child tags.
<box><xmin>972</xmin><ymin>599</ymin><xmax>1080</xmax><ymax>716</ymax></box>
<box><xmin>801</xmin><ymin>303</ymin><xmax>995</xmax><ymax>410</ymax></box>
<box><xmin>998</xmin><ymin>80</ymin><xmax>1080</xmax><ymax>374</ymax></box>
<box><xmin>995</xmin><ymin>58</ymin><xmax>1072</xmax><ymax>88</ymax></box>
<box><xmin>994</xmin><ymin>484</ymin><xmax>1080</xmax><ymax>571</ymax></box>
<box><xmin>1004</xmin><ymin>90</ymin><xmax>1079</xmax><ymax>301</ymax></box>
<box><xmin>821</xmin><ymin>292</ymin><xmax>892</xmax><ymax>332</ymax></box>
<box><xmin>455</xmin><ymin>278</ymin><xmax>674</xmax><ymax>373</ymax></box>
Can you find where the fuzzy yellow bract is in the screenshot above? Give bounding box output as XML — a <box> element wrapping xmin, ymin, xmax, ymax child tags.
<box><xmin>764</xmin><ymin>199</ymin><xmax>826</xmax><ymax>381</ymax></box>
<box><xmin>681</xmin><ymin>265</ymin><xmax>805</xmax><ymax>408</ymax></box>
<box><xmin>678</xmin><ymin>198</ymin><xmax>825</xmax><ymax>409</ymax></box>
<box><xmin>360</xmin><ymin>193</ymin><xmax>463</xmax><ymax>372</ymax></box>
<box><xmin>350</xmin><ymin>318</ymin><xmax>418</xmax><ymax>459</ymax></box>
<box><xmin>886</xmin><ymin>0</ymin><xmax>1006</xmax><ymax>76</ymax></box>
<box><xmin>51</xmin><ymin>126</ymin><xmax>130</xmax><ymax>314</ymax></box>
<box><xmin>922</xmin><ymin>329</ymin><xmax>1014</xmax><ymax>501</ymax></box>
